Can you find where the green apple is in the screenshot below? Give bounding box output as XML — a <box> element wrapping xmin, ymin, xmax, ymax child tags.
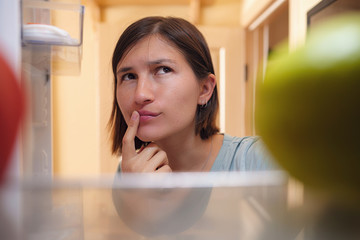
<box><xmin>255</xmin><ymin>14</ymin><xmax>360</xmax><ymax>205</ymax></box>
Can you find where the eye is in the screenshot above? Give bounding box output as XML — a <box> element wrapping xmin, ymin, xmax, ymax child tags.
<box><xmin>121</xmin><ymin>73</ymin><xmax>137</xmax><ymax>82</ymax></box>
<box><xmin>156</xmin><ymin>66</ymin><xmax>172</xmax><ymax>75</ymax></box>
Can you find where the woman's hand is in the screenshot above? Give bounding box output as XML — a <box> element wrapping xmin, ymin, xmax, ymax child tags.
<box><xmin>121</xmin><ymin>111</ymin><xmax>172</xmax><ymax>173</ymax></box>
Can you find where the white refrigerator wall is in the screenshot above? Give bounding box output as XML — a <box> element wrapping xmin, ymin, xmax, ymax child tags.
<box><xmin>0</xmin><ymin>1</ymin><xmax>21</xmax><ymax>238</ymax></box>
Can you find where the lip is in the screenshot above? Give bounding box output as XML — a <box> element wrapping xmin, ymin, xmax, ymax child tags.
<box><xmin>137</xmin><ymin>110</ymin><xmax>161</xmax><ymax>122</ymax></box>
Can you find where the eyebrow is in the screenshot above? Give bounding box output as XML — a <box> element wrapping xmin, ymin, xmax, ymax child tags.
<box><xmin>117</xmin><ymin>58</ymin><xmax>176</xmax><ymax>75</ymax></box>
<box><xmin>117</xmin><ymin>66</ymin><xmax>132</xmax><ymax>75</ymax></box>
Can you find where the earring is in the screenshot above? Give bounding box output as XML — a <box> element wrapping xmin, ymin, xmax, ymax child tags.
<box><xmin>201</xmin><ymin>100</ymin><xmax>208</xmax><ymax>108</ymax></box>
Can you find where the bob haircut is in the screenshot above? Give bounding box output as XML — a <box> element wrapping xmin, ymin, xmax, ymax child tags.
<box><xmin>109</xmin><ymin>16</ymin><xmax>219</xmax><ymax>155</ymax></box>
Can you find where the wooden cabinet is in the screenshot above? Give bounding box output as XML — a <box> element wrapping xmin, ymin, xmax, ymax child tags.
<box><xmin>242</xmin><ymin>0</ymin><xmax>289</xmax><ymax>136</ymax></box>
<box><xmin>241</xmin><ymin>0</ymin><xmax>360</xmax><ymax>136</ymax></box>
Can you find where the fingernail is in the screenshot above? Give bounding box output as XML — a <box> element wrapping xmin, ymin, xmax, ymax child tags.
<box><xmin>131</xmin><ymin>111</ymin><xmax>138</xmax><ymax>121</ymax></box>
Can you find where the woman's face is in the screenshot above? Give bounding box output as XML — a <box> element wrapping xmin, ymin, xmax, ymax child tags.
<box><xmin>116</xmin><ymin>34</ymin><xmax>202</xmax><ymax>143</ymax></box>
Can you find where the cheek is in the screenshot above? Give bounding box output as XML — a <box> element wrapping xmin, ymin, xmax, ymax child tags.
<box><xmin>181</xmin><ymin>81</ymin><xmax>200</xmax><ymax>106</ymax></box>
<box><xmin>169</xmin><ymin>85</ymin><xmax>199</xmax><ymax>115</ymax></box>
<box><xmin>116</xmin><ymin>87</ymin><xmax>131</xmax><ymax>122</ymax></box>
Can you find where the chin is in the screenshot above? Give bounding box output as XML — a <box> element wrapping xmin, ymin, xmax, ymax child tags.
<box><xmin>137</xmin><ymin>131</ymin><xmax>161</xmax><ymax>143</ymax></box>
<box><xmin>137</xmin><ymin>128</ymin><xmax>173</xmax><ymax>143</ymax></box>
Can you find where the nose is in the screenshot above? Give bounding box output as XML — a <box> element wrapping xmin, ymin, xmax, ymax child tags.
<box><xmin>134</xmin><ymin>76</ymin><xmax>154</xmax><ymax>105</ymax></box>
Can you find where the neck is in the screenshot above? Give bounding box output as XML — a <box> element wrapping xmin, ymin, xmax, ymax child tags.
<box><xmin>155</xmin><ymin>132</ymin><xmax>212</xmax><ymax>172</ymax></box>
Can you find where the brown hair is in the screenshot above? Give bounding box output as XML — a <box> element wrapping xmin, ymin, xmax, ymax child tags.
<box><xmin>109</xmin><ymin>16</ymin><xmax>219</xmax><ymax>155</ymax></box>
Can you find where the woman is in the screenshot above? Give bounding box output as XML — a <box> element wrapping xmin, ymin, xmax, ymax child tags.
<box><xmin>109</xmin><ymin>16</ymin><xmax>274</xmax><ymax>173</ymax></box>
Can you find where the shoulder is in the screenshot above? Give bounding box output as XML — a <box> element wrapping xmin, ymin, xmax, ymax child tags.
<box><xmin>221</xmin><ymin>134</ymin><xmax>263</xmax><ymax>158</ymax></box>
<box><xmin>212</xmin><ymin>134</ymin><xmax>277</xmax><ymax>171</ymax></box>
<box><xmin>222</xmin><ymin>134</ymin><xmax>261</xmax><ymax>147</ymax></box>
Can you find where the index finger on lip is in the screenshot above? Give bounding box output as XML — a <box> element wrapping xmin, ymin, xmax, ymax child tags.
<box><xmin>122</xmin><ymin>111</ymin><xmax>140</xmax><ymax>160</ymax></box>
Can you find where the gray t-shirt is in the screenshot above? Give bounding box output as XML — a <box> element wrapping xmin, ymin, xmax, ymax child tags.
<box><xmin>116</xmin><ymin>134</ymin><xmax>276</xmax><ymax>172</ymax></box>
<box><xmin>210</xmin><ymin>134</ymin><xmax>276</xmax><ymax>171</ymax></box>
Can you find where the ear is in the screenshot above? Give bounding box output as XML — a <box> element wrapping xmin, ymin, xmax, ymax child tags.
<box><xmin>198</xmin><ymin>74</ymin><xmax>216</xmax><ymax>105</ymax></box>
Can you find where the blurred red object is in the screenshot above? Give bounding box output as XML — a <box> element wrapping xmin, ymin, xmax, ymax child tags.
<box><xmin>0</xmin><ymin>51</ymin><xmax>25</xmax><ymax>183</ymax></box>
